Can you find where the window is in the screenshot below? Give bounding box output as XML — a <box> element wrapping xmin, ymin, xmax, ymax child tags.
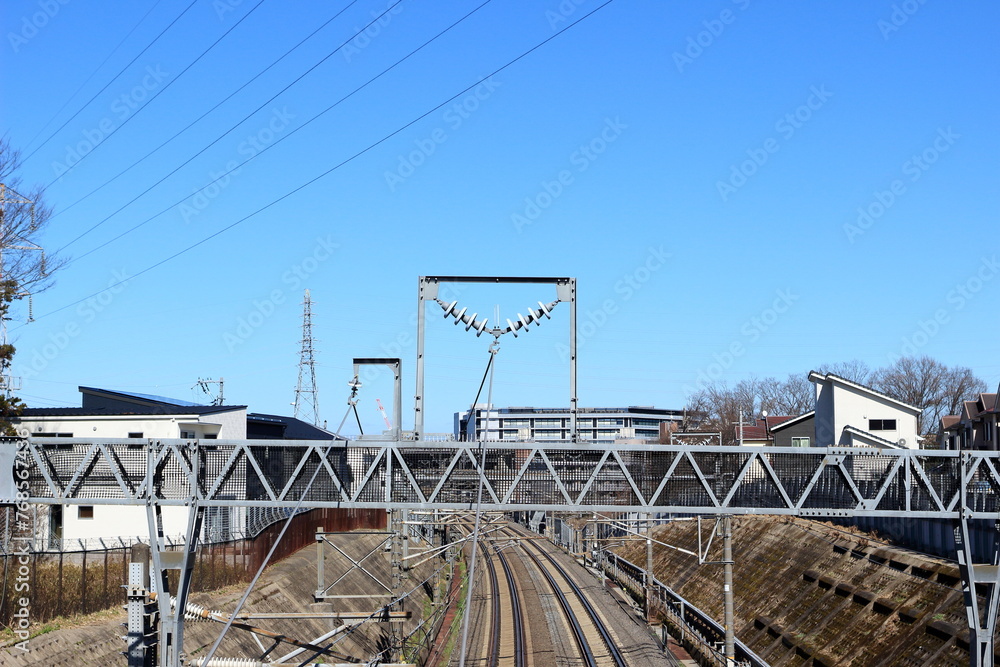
<box><xmin>127</xmin><ymin>432</ymin><xmax>143</xmax><ymax>439</ymax></box>
<box><xmin>78</xmin><ymin>506</ymin><xmax>94</xmax><ymax>519</ymax></box>
<box><xmin>869</xmin><ymin>419</ymin><xmax>897</xmax><ymax>431</ymax></box>
<box><xmin>181</xmin><ymin>430</ymin><xmax>196</xmax><ymax>439</ymax></box>
<box><xmin>791</xmin><ymin>437</ymin><xmax>811</xmax><ymax>447</ymax></box>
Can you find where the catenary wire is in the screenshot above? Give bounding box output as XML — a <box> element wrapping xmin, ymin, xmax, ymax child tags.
<box><xmin>42</xmin><ymin>0</ymin><xmax>269</xmax><ymax>188</ymax></box>
<box><xmin>46</xmin><ymin>0</ymin><xmax>361</xmax><ymax>227</ymax></box>
<box><xmin>53</xmin><ymin>0</ymin><xmax>402</xmax><ymax>254</ymax></box>
<box><xmin>22</xmin><ymin>0</ymin><xmax>616</xmax><ymax>326</ymax></box>
<box><xmin>58</xmin><ymin>0</ymin><xmax>486</xmax><ymax>265</ymax></box>
<box><xmin>22</xmin><ymin>0</ymin><xmax>199</xmax><ymax>163</ymax></box>
<box><xmin>21</xmin><ymin>0</ymin><xmax>167</xmax><ymax>153</ymax></box>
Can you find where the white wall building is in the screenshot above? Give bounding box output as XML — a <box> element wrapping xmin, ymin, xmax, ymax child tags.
<box><xmin>16</xmin><ymin>387</ymin><xmax>248</xmax><ymax>546</ymax></box>
<box><xmin>809</xmin><ymin>371</ymin><xmax>921</xmax><ymax>448</ymax></box>
<box><xmin>454</xmin><ymin>404</ymin><xmax>684</xmax><ymax>442</ymax></box>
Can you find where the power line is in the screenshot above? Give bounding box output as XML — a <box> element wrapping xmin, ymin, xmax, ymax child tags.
<box><xmin>42</xmin><ymin>0</ymin><xmax>269</xmax><ymax>188</ymax></box>
<box><xmin>45</xmin><ymin>0</ymin><xmax>361</xmax><ymax>228</ymax></box>
<box><xmin>54</xmin><ymin>0</ymin><xmax>399</xmax><ymax>255</ymax></box>
<box><xmin>24</xmin><ymin>0</ymin><xmax>616</xmax><ymax>325</ymax></box>
<box><xmin>59</xmin><ymin>0</ymin><xmax>488</xmax><ymax>266</ymax></box>
<box><xmin>22</xmin><ymin>0</ymin><xmax>167</xmax><ymax>154</ymax></box>
<box><xmin>22</xmin><ymin>0</ymin><xmax>200</xmax><ymax>163</ymax></box>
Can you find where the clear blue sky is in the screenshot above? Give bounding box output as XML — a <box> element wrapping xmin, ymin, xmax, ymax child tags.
<box><xmin>2</xmin><ymin>0</ymin><xmax>997</xmax><ymax>434</ymax></box>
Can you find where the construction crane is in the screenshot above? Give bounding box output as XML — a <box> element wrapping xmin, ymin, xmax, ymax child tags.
<box><xmin>376</xmin><ymin>398</ymin><xmax>392</xmax><ymax>430</ymax></box>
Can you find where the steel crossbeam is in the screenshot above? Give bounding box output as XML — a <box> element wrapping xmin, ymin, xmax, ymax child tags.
<box><xmin>5</xmin><ymin>437</ymin><xmax>998</xmax><ymax>519</ymax></box>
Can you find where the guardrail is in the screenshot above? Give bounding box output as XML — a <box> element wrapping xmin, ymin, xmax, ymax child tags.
<box><xmin>596</xmin><ymin>550</ymin><xmax>770</xmax><ymax>667</ymax></box>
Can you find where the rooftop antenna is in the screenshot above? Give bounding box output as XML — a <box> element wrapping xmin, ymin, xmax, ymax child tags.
<box><xmin>293</xmin><ymin>289</ymin><xmax>320</xmax><ymax>426</ymax></box>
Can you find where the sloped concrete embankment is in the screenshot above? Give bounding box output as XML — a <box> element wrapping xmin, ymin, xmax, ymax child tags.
<box><xmin>619</xmin><ymin>515</ymin><xmax>978</xmax><ymax>667</ymax></box>
<box><xmin>2</xmin><ymin>532</ymin><xmax>439</xmax><ymax>666</ymax></box>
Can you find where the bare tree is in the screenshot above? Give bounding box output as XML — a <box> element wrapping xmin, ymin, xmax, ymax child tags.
<box><xmin>817</xmin><ymin>359</ymin><xmax>872</xmax><ymax>385</ymax></box>
<box><xmin>871</xmin><ymin>356</ymin><xmax>986</xmax><ymax>437</ymax></box>
<box><xmin>0</xmin><ymin>136</ymin><xmax>63</xmax><ymax>295</ymax></box>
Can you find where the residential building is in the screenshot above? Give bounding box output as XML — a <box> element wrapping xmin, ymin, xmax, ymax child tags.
<box><xmin>15</xmin><ymin>387</ymin><xmax>341</xmax><ymax>547</ymax></box>
<box><xmin>809</xmin><ymin>371</ymin><xmax>921</xmax><ymax>448</ymax></box>
<box><xmin>939</xmin><ymin>384</ymin><xmax>999</xmax><ymax>450</ymax></box>
<box><xmin>454</xmin><ymin>405</ymin><xmax>685</xmax><ymax>442</ymax></box>
<box><xmin>736</xmin><ymin>413</ymin><xmax>815</xmax><ymax>447</ymax></box>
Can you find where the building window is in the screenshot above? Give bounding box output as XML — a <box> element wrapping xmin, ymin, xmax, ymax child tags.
<box><xmin>128</xmin><ymin>432</ymin><xmax>143</xmax><ymax>439</ymax></box>
<box><xmin>869</xmin><ymin>419</ymin><xmax>897</xmax><ymax>431</ymax></box>
<box><xmin>791</xmin><ymin>437</ymin><xmax>810</xmax><ymax>447</ymax></box>
<box><xmin>78</xmin><ymin>506</ymin><xmax>94</xmax><ymax>519</ymax></box>
<box><xmin>181</xmin><ymin>430</ymin><xmax>196</xmax><ymax>439</ymax></box>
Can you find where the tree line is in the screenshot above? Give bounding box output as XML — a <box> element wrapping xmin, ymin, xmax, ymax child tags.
<box><xmin>686</xmin><ymin>357</ymin><xmax>988</xmax><ymax>447</ymax></box>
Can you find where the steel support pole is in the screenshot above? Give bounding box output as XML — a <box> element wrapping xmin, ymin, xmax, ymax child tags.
<box><xmin>645</xmin><ymin>513</ymin><xmax>654</xmax><ymax>623</ymax></box>
<box><xmin>414</xmin><ymin>278</ymin><xmax>428</xmax><ymax>440</ymax></box>
<box><xmin>568</xmin><ymin>278</ymin><xmax>577</xmax><ymax>442</ymax></box>
<box><xmin>722</xmin><ymin>515</ymin><xmax>735</xmax><ymax>667</ymax></box>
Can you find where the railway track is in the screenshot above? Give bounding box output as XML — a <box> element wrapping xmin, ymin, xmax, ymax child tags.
<box><xmin>447</xmin><ymin>519</ymin><xmax>635</xmax><ymax>667</ymax></box>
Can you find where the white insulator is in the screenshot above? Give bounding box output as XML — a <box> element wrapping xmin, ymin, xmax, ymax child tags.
<box><xmin>505</xmin><ymin>319</ymin><xmax>519</xmax><ymax>338</ymax></box>
<box><xmin>517</xmin><ymin>313</ymin><xmax>530</xmax><ymax>331</ymax></box>
<box><xmin>440</xmin><ymin>300</ymin><xmax>458</xmax><ymax>317</ymax></box>
<box><xmin>538</xmin><ymin>300</ymin><xmax>553</xmax><ymax>319</ymax></box>
<box><xmin>465</xmin><ymin>312</ymin><xmax>478</xmax><ymax>331</ymax></box>
<box><xmin>453</xmin><ymin>306</ymin><xmax>467</xmax><ymax>325</ymax></box>
<box><xmin>475</xmin><ymin>318</ymin><xmax>489</xmax><ymax>337</ymax></box>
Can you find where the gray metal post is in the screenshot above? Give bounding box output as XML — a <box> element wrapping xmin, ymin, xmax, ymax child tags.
<box><xmin>415</xmin><ymin>278</ymin><xmax>428</xmax><ymax>440</ymax></box>
<box><xmin>127</xmin><ymin>543</ymin><xmax>151</xmax><ymax>667</ymax></box>
<box><xmin>568</xmin><ymin>278</ymin><xmax>577</xmax><ymax>442</ymax></box>
<box><xmin>722</xmin><ymin>515</ymin><xmax>735</xmax><ymax>667</ymax></box>
<box><xmin>954</xmin><ymin>451</ymin><xmax>1000</xmax><ymax>666</ymax></box>
<box><xmin>646</xmin><ymin>514</ymin><xmax>654</xmax><ymax>623</ymax></box>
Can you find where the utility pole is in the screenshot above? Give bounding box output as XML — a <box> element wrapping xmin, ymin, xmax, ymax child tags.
<box><xmin>722</xmin><ymin>515</ymin><xmax>735</xmax><ymax>666</ymax></box>
<box><xmin>0</xmin><ymin>183</ymin><xmax>44</xmax><ymax>399</ymax></box>
<box><xmin>293</xmin><ymin>289</ymin><xmax>320</xmax><ymax>426</ymax></box>
<box><xmin>194</xmin><ymin>377</ymin><xmax>224</xmax><ymax>406</ymax></box>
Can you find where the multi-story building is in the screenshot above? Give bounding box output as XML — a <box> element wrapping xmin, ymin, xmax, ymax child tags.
<box><xmin>454</xmin><ymin>405</ymin><xmax>685</xmax><ymax>442</ymax></box>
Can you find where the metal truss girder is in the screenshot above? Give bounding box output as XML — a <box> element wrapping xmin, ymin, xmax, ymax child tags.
<box><xmin>9</xmin><ymin>438</ymin><xmax>994</xmax><ymax>518</ymax></box>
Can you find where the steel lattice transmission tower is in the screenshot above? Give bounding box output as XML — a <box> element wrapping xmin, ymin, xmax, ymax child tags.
<box><xmin>293</xmin><ymin>289</ymin><xmax>320</xmax><ymax>426</ymax></box>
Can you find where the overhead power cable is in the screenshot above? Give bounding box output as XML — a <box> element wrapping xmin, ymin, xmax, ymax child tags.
<box><xmin>43</xmin><ymin>0</ymin><xmax>269</xmax><ymax>187</ymax></box>
<box><xmin>22</xmin><ymin>0</ymin><xmax>167</xmax><ymax>153</ymax></box>
<box><xmin>47</xmin><ymin>0</ymin><xmax>361</xmax><ymax>226</ymax></box>
<box><xmin>54</xmin><ymin>0</ymin><xmax>400</xmax><ymax>255</ymax></box>
<box><xmin>25</xmin><ymin>0</ymin><xmax>615</xmax><ymax>326</ymax></box>
<box><xmin>23</xmin><ymin>0</ymin><xmax>199</xmax><ymax>163</ymax></box>
<box><xmin>58</xmin><ymin>0</ymin><xmax>472</xmax><ymax>264</ymax></box>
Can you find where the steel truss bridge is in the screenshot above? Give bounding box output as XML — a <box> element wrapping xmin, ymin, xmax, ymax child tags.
<box><xmin>5</xmin><ymin>437</ymin><xmax>1000</xmax><ymax>666</ymax></box>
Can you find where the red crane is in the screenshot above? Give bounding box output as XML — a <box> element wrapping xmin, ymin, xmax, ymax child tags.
<box><xmin>376</xmin><ymin>398</ymin><xmax>391</xmax><ymax>430</ymax></box>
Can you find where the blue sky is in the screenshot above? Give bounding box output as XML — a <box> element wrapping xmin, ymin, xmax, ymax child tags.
<box><xmin>1</xmin><ymin>0</ymin><xmax>997</xmax><ymax>434</ymax></box>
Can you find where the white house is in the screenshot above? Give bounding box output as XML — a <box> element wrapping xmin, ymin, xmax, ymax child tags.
<box><xmin>809</xmin><ymin>371</ymin><xmax>921</xmax><ymax>449</ymax></box>
<box><xmin>16</xmin><ymin>387</ymin><xmax>249</xmax><ymax>546</ymax></box>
